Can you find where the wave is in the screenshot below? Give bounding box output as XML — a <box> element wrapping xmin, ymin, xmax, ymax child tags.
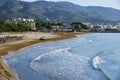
<box><xmin>91</xmin><ymin>50</ymin><xmax>112</xmax><ymax>80</ymax></box>
<box><xmin>30</xmin><ymin>48</ymin><xmax>106</xmax><ymax>80</ymax></box>
<box><xmin>92</xmin><ymin>56</ymin><xmax>106</xmax><ymax>69</ymax></box>
<box><xmin>33</xmin><ymin>47</ymin><xmax>71</xmax><ymax>61</ymax></box>
<box><xmin>92</xmin><ymin>49</ymin><xmax>120</xmax><ymax>80</ymax></box>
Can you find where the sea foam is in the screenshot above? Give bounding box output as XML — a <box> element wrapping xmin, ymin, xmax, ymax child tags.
<box><xmin>30</xmin><ymin>48</ymin><xmax>105</xmax><ymax>80</ymax></box>
<box><xmin>92</xmin><ymin>56</ymin><xmax>105</xmax><ymax>69</ymax></box>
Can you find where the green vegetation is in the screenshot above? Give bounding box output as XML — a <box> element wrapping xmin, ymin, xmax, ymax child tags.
<box><xmin>80</xmin><ymin>23</ymin><xmax>89</xmax><ymax>30</ymax></box>
<box><xmin>71</xmin><ymin>22</ymin><xmax>90</xmax><ymax>32</ymax></box>
<box><xmin>36</xmin><ymin>20</ymin><xmax>52</xmax><ymax>30</ymax></box>
<box><xmin>105</xmin><ymin>29</ymin><xmax>120</xmax><ymax>32</ymax></box>
<box><xmin>0</xmin><ymin>21</ymin><xmax>30</xmax><ymax>32</ymax></box>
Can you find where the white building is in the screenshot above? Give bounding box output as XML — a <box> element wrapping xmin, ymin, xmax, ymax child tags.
<box><xmin>5</xmin><ymin>18</ymin><xmax>36</xmax><ymax>30</ymax></box>
<box><xmin>115</xmin><ymin>23</ymin><xmax>120</xmax><ymax>30</ymax></box>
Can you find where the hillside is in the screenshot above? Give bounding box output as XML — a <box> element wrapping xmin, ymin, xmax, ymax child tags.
<box><xmin>0</xmin><ymin>0</ymin><xmax>120</xmax><ymax>23</ymax></box>
<box><xmin>86</xmin><ymin>6</ymin><xmax>120</xmax><ymax>21</ymax></box>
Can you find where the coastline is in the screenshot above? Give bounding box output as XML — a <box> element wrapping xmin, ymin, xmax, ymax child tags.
<box><xmin>0</xmin><ymin>32</ymin><xmax>89</xmax><ymax>80</ymax></box>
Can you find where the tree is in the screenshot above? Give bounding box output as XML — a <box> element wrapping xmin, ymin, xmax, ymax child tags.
<box><xmin>71</xmin><ymin>22</ymin><xmax>89</xmax><ymax>32</ymax></box>
<box><xmin>17</xmin><ymin>24</ymin><xmax>30</xmax><ymax>32</ymax></box>
<box><xmin>36</xmin><ymin>20</ymin><xmax>52</xmax><ymax>30</ymax></box>
<box><xmin>0</xmin><ymin>20</ymin><xmax>31</xmax><ymax>32</ymax></box>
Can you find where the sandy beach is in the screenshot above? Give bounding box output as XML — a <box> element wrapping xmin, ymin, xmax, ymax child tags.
<box><xmin>0</xmin><ymin>32</ymin><xmax>88</xmax><ymax>80</ymax></box>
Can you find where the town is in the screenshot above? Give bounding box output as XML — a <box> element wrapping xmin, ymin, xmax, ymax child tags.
<box><xmin>0</xmin><ymin>18</ymin><xmax>120</xmax><ymax>44</ymax></box>
<box><xmin>4</xmin><ymin>18</ymin><xmax>120</xmax><ymax>33</ymax></box>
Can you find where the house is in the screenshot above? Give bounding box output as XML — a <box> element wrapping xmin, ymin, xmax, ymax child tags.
<box><xmin>115</xmin><ymin>23</ymin><xmax>120</xmax><ymax>31</ymax></box>
<box><xmin>92</xmin><ymin>26</ymin><xmax>104</xmax><ymax>32</ymax></box>
<box><xmin>82</xmin><ymin>22</ymin><xmax>94</xmax><ymax>29</ymax></box>
<box><xmin>51</xmin><ymin>23</ymin><xmax>61</xmax><ymax>30</ymax></box>
<box><xmin>60</xmin><ymin>22</ymin><xmax>73</xmax><ymax>31</ymax></box>
<box><xmin>105</xmin><ymin>26</ymin><xmax>118</xmax><ymax>32</ymax></box>
<box><xmin>51</xmin><ymin>22</ymin><xmax>73</xmax><ymax>31</ymax></box>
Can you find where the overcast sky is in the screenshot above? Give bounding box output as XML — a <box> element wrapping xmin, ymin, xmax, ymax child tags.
<box><xmin>22</xmin><ymin>0</ymin><xmax>120</xmax><ymax>10</ymax></box>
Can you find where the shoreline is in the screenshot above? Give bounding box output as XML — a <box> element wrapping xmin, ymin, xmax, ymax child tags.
<box><xmin>0</xmin><ymin>32</ymin><xmax>89</xmax><ymax>80</ymax></box>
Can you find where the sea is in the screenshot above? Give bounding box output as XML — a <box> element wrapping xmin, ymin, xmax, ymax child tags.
<box><xmin>3</xmin><ymin>33</ymin><xmax>120</xmax><ymax>80</ymax></box>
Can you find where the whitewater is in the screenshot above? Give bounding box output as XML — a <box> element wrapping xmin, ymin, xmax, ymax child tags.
<box><xmin>4</xmin><ymin>33</ymin><xmax>120</xmax><ymax>80</ymax></box>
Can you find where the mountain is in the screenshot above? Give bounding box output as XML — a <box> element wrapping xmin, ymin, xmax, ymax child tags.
<box><xmin>86</xmin><ymin>6</ymin><xmax>120</xmax><ymax>21</ymax></box>
<box><xmin>0</xmin><ymin>0</ymin><xmax>120</xmax><ymax>23</ymax></box>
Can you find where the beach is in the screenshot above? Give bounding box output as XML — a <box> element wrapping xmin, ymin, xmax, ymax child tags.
<box><xmin>0</xmin><ymin>32</ymin><xmax>87</xmax><ymax>80</ymax></box>
<box><xmin>4</xmin><ymin>33</ymin><xmax>119</xmax><ymax>80</ymax></box>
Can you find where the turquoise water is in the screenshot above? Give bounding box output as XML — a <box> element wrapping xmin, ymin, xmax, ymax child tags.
<box><xmin>4</xmin><ymin>33</ymin><xmax>120</xmax><ymax>80</ymax></box>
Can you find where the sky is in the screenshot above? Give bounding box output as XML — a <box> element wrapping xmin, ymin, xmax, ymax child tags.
<box><xmin>22</xmin><ymin>0</ymin><xmax>120</xmax><ymax>10</ymax></box>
